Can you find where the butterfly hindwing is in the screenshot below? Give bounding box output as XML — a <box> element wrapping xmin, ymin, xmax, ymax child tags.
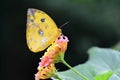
<box><xmin>26</xmin><ymin>8</ymin><xmax>61</xmax><ymax>53</ymax></box>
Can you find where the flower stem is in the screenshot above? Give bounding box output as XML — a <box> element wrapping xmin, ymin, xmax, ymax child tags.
<box><xmin>52</xmin><ymin>73</ymin><xmax>63</xmax><ymax>80</ymax></box>
<box><xmin>61</xmin><ymin>59</ymin><xmax>89</xmax><ymax>80</ymax></box>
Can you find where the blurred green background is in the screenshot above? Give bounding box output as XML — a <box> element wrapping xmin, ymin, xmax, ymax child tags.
<box><xmin>1</xmin><ymin>0</ymin><xmax>120</xmax><ymax>80</ymax></box>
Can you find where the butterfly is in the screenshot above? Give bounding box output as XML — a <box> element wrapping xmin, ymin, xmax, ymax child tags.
<box><xmin>26</xmin><ymin>8</ymin><xmax>61</xmax><ymax>53</ymax></box>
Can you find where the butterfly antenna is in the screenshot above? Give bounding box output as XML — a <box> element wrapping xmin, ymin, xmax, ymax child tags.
<box><xmin>59</xmin><ymin>21</ymin><xmax>70</xmax><ymax>29</ymax></box>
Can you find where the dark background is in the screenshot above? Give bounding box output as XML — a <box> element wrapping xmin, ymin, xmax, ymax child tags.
<box><xmin>1</xmin><ymin>0</ymin><xmax>120</xmax><ymax>80</ymax></box>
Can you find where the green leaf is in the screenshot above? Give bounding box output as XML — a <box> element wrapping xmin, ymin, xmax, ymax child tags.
<box><xmin>53</xmin><ymin>47</ymin><xmax>120</xmax><ymax>80</ymax></box>
<box><xmin>94</xmin><ymin>71</ymin><xmax>113</xmax><ymax>80</ymax></box>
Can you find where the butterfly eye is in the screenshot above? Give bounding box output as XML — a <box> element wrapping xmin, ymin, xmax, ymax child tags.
<box><xmin>41</xmin><ymin>18</ymin><xmax>45</xmax><ymax>22</ymax></box>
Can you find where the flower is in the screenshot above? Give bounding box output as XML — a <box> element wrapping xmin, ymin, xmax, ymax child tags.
<box><xmin>39</xmin><ymin>56</ymin><xmax>52</xmax><ymax>67</ymax></box>
<box><xmin>42</xmin><ymin>35</ymin><xmax>69</xmax><ymax>65</ymax></box>
<box><xmin>35</xmin><ymin>35</ymin><xmax>69</xmax><ymax>80</ymax></box>
<box><xmin>35</xmin><ymin>63</ymin><xmax>56</xmax><ymax>80</ymax></box>
<box><xmin>55</xmin><ymin>35</ymin><xmax>69</xmax><ymax>52</ymax></box>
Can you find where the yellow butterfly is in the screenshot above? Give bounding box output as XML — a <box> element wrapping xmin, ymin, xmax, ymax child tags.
<box><xmin>26</xmin><ymin>8</ymin><xmax>61</xmax><ymax>53</ymax></box>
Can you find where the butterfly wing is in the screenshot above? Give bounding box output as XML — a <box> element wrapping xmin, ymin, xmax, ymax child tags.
<box><xmin>26</xmin><ymin>8</ymin><xmax>61</xmax><ymax>53</ymax></box>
